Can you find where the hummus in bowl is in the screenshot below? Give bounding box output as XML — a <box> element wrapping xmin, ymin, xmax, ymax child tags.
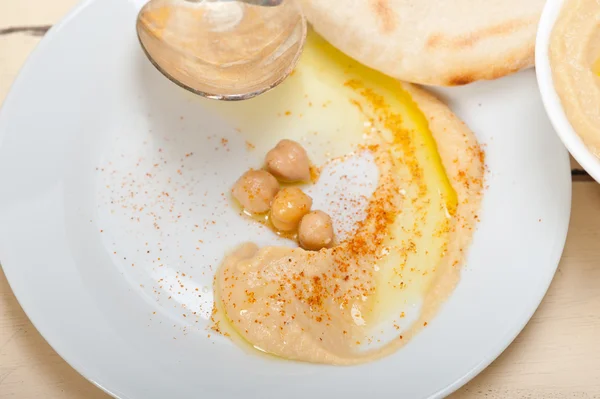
<box><xmin>537</xmin><ymin>0</ymin><xmax>600</xmax><ymax>182</ymax></box>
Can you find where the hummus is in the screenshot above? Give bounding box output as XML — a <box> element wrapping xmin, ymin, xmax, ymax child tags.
<box><xmin>549</xmin><ymin>0</ymin><xmax>600</xmax><ymax>156</ymax></box>
<box><xmin>212</xmin><ymin>34</ymin><xmax>485</xmax><ymax>365</ymax></box>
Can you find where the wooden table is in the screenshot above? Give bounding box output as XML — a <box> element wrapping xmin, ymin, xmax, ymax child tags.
<box><xmin>1</xmin><ymin>1</ymin><xmax>600</xmax><ymax>398</ymax></box>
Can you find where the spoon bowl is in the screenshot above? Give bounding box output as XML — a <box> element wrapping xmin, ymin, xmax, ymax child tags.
<box><xmin>136</xmin><ymin>0</ymin><xmax>307</xmax><ymax>101</ymax></box>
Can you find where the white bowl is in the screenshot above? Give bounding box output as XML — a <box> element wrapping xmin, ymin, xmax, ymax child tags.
<box><xmin>536</xmin><ymin>0</ymin><xmax>600</xmax><ymax>182</ymax></box>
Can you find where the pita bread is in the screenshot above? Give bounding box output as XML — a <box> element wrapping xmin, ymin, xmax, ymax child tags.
<box><xmin>300</xmin><ymin>0</ymin><xmax>544</xmax><ymax>86</ymax></box>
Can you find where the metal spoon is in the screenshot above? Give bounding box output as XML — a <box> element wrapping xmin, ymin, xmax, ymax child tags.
<box><xmin>136</xmin><ymin>0</ymin><xmax>307</xmax><ymax>101</ymax></box>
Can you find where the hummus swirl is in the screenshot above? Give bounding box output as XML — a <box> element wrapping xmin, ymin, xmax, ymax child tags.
<box><xmin>213</xmin><ymin>83</ymin><xmax>485</xmax><ymax>365</ymax></box>
<box><xmin>550</xmin><ymin>0</ymin><xmax>600</xmax><ymax>156</ymax></box>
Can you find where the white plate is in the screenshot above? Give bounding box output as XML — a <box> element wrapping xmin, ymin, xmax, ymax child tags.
<box><xmin>0</xmin><ymin>0</ymin><xmax>571</xmax><ymax>398</ymax></box>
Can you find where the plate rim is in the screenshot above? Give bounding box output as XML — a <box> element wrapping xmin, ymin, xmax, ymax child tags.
<box><xmin>0</xmin><ymin>1</ymin><xmax>126</xmax><ymax>398</ymax></box>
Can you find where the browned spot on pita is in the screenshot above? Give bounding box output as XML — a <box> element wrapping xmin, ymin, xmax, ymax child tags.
<box><xmin>370</xmin><ymin>0</ymin><xmax>396</xmax><ymax>34</ymax></box>
<box><xmin>447</xmin><ymin>75</ymin><xmax>475</xmax><ymax>86</ymax></box>
<box><xmin>427</xmin><ymin>17</ymin><xmax>533</xmax><ymax>50</ymax></box>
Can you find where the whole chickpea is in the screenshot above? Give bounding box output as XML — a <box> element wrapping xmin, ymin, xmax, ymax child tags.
<box><xmin>298</xmin><ymin>211</ymin><xmax>335</xmax><ymax>251</ymax></box>
<box><xmin>270</xmin><ymin>187</ymin><xmax>312</xmax><ymax>232</ymax></box>
<box><xmin>231</xmin><ymin>169</ymin><xmax>279</xmax><ymax>214</ymax></box>
<box><xmin>265</xmin><ymin>139</ymin><xmax>311</xmax><ymax>182</ymax></box>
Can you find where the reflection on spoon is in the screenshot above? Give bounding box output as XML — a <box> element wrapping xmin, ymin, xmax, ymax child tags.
<box><xmin>136</xmin><ymin>0</ymin><xmax>307</xmax><ymax>101</ymax></box>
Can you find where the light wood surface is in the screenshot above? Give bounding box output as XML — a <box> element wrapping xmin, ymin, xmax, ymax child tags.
<box><xmin>1</xmin><ymin>1</ymin><xmax>599</xmax><ymax>398</ymax></box>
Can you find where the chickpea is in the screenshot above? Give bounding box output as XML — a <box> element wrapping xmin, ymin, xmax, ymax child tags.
<box><xmin>298</xmin><ymin>211</ymin><xmax>335</xmax><ymax>251</ymax></box>
<box><xmin>265</xmin><ymin>139</ymin><xmax>311</xmax><ymax>182</ymax></box>
<box><xmin>231</xmin><ymin>169</ymin><xmax>279</xmax><ymax>214</ymax></box>
<box><xmin>270</xmin><ymin>187</ymin><xmax>312</xmax><ymax>232</ymax></box>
